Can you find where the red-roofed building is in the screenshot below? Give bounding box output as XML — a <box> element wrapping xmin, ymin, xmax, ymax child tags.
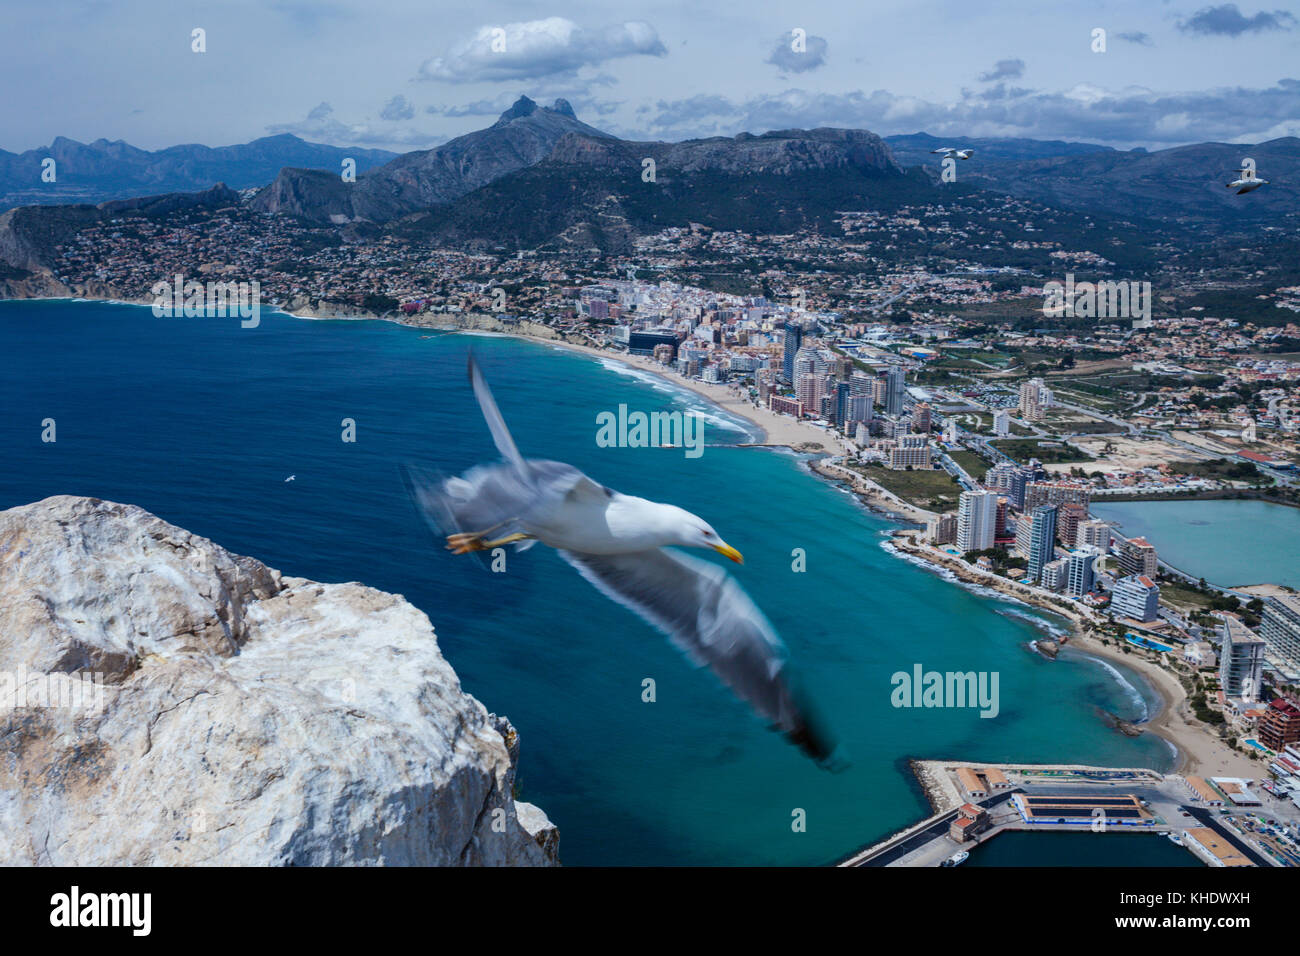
<box><xmin>1259</xmin><ymin>699</ymin><xmax>1300</xmax><ymax>752</ymax></box>
<box><xmin>949</xmin><ymin>803</ymin><xmax>990</xmax><ymax>843</ymax></box>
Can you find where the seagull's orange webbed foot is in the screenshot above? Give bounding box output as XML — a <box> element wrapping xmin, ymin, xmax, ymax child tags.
<box><xmin>446</xmin><ymin>531</ymin><xmax>534</xmax><ymax>554</ymax></box>
<box><xmin>446</xmin><ymin>532</ymin><xmax>488</xmax><ymax>554</ymax></box>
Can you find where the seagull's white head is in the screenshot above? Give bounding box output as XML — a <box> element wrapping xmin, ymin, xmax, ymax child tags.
<box><xmin>659</xmin><ymin>504</ymin><xmax>743</xmax><ymax>563</ymax></box>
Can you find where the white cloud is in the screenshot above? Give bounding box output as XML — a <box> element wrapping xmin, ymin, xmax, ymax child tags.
<box><xmin>641</xmin><ymin>78</ymin><xmax>1300</xmax><ymax>149</ymax></box>
<box><xmin>418</xmin><ymin>17</ymin><xmax>667</xmax><ymax>83</ymax></box>
<box><xmin>766</xmin><ymin>33</ymin><xmax>829</xmax><ymax>74</ymax></box>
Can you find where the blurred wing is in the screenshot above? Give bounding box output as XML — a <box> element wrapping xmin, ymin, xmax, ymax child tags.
<box><xmin>558</xmin><ymin>547</ymin><xmax>837</xmax><ymax>766</ymax></box>
<box><xmin>402</xmin><ymin>460</ymin><xmax>597</xmax><ymax>554</ymax></box>
<box><xmin>468</xmin><ymin>353</ymin><xmax>526</xmax><ymax>477</ymax></box>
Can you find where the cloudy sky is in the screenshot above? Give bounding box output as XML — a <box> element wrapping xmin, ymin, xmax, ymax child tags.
<box><xmin>3</xmin><ymin>0</ymin><xmax>1299</xmax><ymax>153</ymax></box>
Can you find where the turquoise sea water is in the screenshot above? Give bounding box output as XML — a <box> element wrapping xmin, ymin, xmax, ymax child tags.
<box><xmin>1</xmin><ymin>300</ymin><xmax>1176</xmax><ymax>865</ymax></box>
<box><xmin>965</xmin><ymin>830</ymin><xmax>1201</xmax><ymax>867</ymax></box>
<box><xmin>1092</xmin><ymin>498</ymin><xmax>1300</xmax><ymax>589</ymax></box>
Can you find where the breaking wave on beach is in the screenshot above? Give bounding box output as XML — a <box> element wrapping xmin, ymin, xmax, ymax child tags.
<box><xmin>591</xmin><ymin>357</ymin><xmax>759</xmax><ymax>441</ymax></box>
<box><xmin>879</xmin><ymin>541</ymin><xmax>1160</xmax><ymax>727</ymax></box>
<box><xmin>1079</xmin><ymin>655</ymin><xmax>1152</xmax><ymax>723</ymax></box>
<box><xmin>880</xmin><ymin>540</ymin><xmax>1024</xmax><ymax>606</ymax></box>
<box><xmin>996</xmin><ymin>605</ymin><xmax>1072</xmax><ymax>640</ymax></box>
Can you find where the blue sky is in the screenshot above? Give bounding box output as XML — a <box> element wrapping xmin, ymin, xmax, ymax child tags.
<box><xmin>3</xmin><ymin>0</ymin><xmax>1298</xmax><ymax>152</ymax></box>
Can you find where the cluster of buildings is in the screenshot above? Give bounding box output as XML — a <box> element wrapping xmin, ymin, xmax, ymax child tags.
<box><xmin>933</xmin><ymin>451</ymin><xmax>1300</xmax><ymax>746</ymax></box>
<box><xmin>934</xmin><ymin>466</ymin><xmax>1145</xmax><ymax>608</ymax></box>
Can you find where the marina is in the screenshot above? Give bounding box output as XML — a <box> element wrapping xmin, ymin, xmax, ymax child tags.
<box><xmin>839</xmin><ymin>762</ymin><xmax>1300</xmax><ymax>868</ymax></box>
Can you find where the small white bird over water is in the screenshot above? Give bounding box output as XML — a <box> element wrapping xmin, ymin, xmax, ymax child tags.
<box><xmin>1226</xmin><ymin>168</ymin><xmax>1268</xmax><ymax>194</ymax></box>
<box><xmin>404</xmin><ymin>355</ymin><xmax>837</xmax><ymax>766</ymax></box>
<box><xmin>931</xmin><ymin>146</ymin><xmax>975</xmax><ymax>160</ymax></box>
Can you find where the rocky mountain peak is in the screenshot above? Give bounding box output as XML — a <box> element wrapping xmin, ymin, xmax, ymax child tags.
<box><xmin>496</xmin><ymin>95</ymin><xmax>540</xmax><ymax>124</ymax></box>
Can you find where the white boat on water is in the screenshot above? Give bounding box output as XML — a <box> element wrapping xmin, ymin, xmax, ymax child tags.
<box><xmin>1167</xmin><ymin>832</ymin><xmax>1183</xmax><ymax>846</ymax></box>
<box><xmin>941</xmin><ymin>850</ymin><xmax>970</xmax><ymax>866</ymax></box>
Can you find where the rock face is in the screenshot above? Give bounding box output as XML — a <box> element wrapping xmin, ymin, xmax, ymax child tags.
<box><xmin>250</xmin><ymin>97</ymin><xmax>903</xmax><ymax>227</ymax></box>
<box><xmin>0</xmin><ymin>496</ymin><xmax>557</xmax><ymax>866</ymax></box>
<box><xmin>251</xmin><ymin>95</ymin><xmax>614</xmax><ymax>222</ymax></box>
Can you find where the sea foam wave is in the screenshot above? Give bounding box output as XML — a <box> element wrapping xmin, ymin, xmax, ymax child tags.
<box><xmin>593</xmin><ymin>359</ymin><xmax>757</xmax><ymax>440</ymax></box>
<box><xmin>1083</xmin><ymin>655</ymin><xmax>1151</xmax><ymax>723</ymax></box>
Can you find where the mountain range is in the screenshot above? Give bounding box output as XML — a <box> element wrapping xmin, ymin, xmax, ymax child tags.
<box><xmin>0</xmin><ymin>134</ymin><xmax>395</xmax><ymax>211</ymax></box>
<box><xmin>250</xmin><ymin>97</ymin><xmax>614</xmax><ymax>223</ymax></box>
<box><xmin>956</xmin><ymin>136</ymin><xmax>1300</xmax><ymax>223</ymax></box>
<box><xmin>2</xmin><ymin>96</ymin><xmax>1296</xmax><ymax>271</ymax></box>
<box><xmin>882</xmin><ymin>132</ymin><xmax>1120</xmax><ymax>166</ymax></box>
<box><xmin>247</xmin><ymin>99</ymin><xmax>1297</xmax><ymax>234</ymax></box>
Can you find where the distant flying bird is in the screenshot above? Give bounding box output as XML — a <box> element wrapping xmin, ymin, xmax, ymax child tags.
<box><xmin>1226</xmin><ymin>169</ymin><xmax>1268</xmax><ymax>194</ymax></box>
<box><xmin>931</xmin><ymin>147</ymin><xmax>975</xmax><ymax>160</ymax></box>
<box><xmin>284</xmin><ymin>475</ymin><xmax>296</xmax><ymax>482</ymax></box>
<box><xmin>403</xmin><ymin>355</ymin><xmax>837</xmax><ymax>766</ymax></box>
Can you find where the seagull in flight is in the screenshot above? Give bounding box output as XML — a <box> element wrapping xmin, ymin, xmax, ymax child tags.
<box><xmin>284</xmin><ymin>475</ymin><xmax>296</xmax><ymax>482</ymax></box>
<box><xmin>403</xmin><ymin>355</ymin><xmax>838</xmax><ymax>766</ymax></box>
<box><xmin>931</xmin><ymin>147</ymin><xmax>975</xmax><ymax>160</ymax></box>
<box><xmin>1226</xmin><ymin>168</ymin><xmax>1268</xmax><ymax>194</ymax></box>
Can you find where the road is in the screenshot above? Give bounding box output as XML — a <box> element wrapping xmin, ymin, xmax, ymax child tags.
<box><xmin>846</xmin><ymin>791</ymin><xmax>1018</xmax><ymax>867</ymax></box>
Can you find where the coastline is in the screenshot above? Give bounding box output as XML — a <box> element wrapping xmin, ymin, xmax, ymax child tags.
<box><xmin>503</xmin><ymin>333</ymin><xmax>843</xmax><ymax>454</ymax></box>
<box><xmin>885</xmin><ymin>530</ymin><xmax>1262</xmax><ymax>781</ymax></box>
<box><xmin>482</xmin><ymin>315</ymin><xmax>1267</xmax><ymax>784</ymax></box>
<box><xmin>808</xmin><ymin>458</ymin><xmax>935</xmax><ymax>525</ymax></box>
<box><xmin>271</xmin><ymin>302</ymin><xmax>845</xmax><ymax>455</ymax></box>
<box><xmin>7</xmin><ymin>297</ymin><xmax>1266</xmax><ymax>785</ymax></box>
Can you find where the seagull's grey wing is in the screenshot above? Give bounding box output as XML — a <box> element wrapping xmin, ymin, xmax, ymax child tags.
<box><xmin>558</xmin><ymin>547</ymin><xmax>837</xmax><ymax>766</ymax></box>
<box><xmin>468</xmin><ymin>353</ymin><xmax>526</xmax><ymax>477</ymax></box>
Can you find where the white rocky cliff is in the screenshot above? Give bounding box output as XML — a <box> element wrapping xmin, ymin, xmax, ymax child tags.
<box><xmin>0</xmin><ymin>495</ymin><xmax>558</xmax><ymax>865</ymax></box>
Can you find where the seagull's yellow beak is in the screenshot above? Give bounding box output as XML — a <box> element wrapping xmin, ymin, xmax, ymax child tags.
<box><xmin>712</xmin><ymin>542</ymin><xmax>744</xmax><ymax>564</ymax></box>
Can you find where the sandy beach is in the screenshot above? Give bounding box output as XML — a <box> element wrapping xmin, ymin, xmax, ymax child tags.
<box><xmin>525</xmin><ymin>336</ymin><xmax>845</xmax><ymax>454</ymax></box>
<box><xmin>887</xmin><ymin>531</ymin><xmax>1262</xmax><ymax>780</ymax></box>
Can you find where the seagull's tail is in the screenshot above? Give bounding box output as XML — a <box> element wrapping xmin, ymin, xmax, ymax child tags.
<box><xmin>400</xmin><ymin>464</ymin><xmax>450</xmax><ymax>536</ymax></box>
<box><xmin>399</xmin><ymin>463</ymin><xmax>493</xmax><ymax>570</ymax></box>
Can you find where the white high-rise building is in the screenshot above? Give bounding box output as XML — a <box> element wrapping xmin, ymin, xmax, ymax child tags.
<box><xmin>992</xmin><ymin>409</ymin><xmax>1010</xmax><ymax>437</ymax></box>
<box><xmin>1076</xmin><ymin>519</ymin><xmax>1112</xmax><ymax>551</ymax></box>
<box><xmin>1066</xmin><ymin>549</ymin><xmax>1098</xmax><ymax>598</ymax></box>
<box><xmin>1041</xmin><ymin>558</ymin><xmax>1067</xmax><ymax>592</ymax></box>
<box><xmin>1260</xmin><ymin>595</ymin><xmax>1300</xmax><ymax>681</ymax></box>
<box><xmin>956</xmin><ymin>489</ymin><xmax>997</xmax><ymax>553</ymax></box>
<box><xmin>1111</xmin><ymin>575</ymin><xmax>1160</xmax><ymax>623</ymax></box>
<box><xmin>1219</xmin><ymin>616</ymin><xmax>1265</xmax><ymax>700</ymax></box>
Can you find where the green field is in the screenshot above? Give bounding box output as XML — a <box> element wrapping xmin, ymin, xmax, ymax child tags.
<box><xmin>949</xmin><ymin>449</ymin><xmax>991</xmax><ymax>477</ymax></box>
<box><xmin>1158</xmin><ymin>582</ymin><xmax>1217</xmax><ymax>611</ymax></box>
<box><xmin>1171</xmin><ymin>459</ymin><xmax>1265</xmax><ymax>482</ymax></box>
<box><xmin>850</xmin><ymin>463</ymin><xmax>963</xmax><ymax>510</ymax></box>
<box><xmin>991</xmin><ymin>438</ymin><xmax>1091</xmax><ymax>464</ymax></box>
